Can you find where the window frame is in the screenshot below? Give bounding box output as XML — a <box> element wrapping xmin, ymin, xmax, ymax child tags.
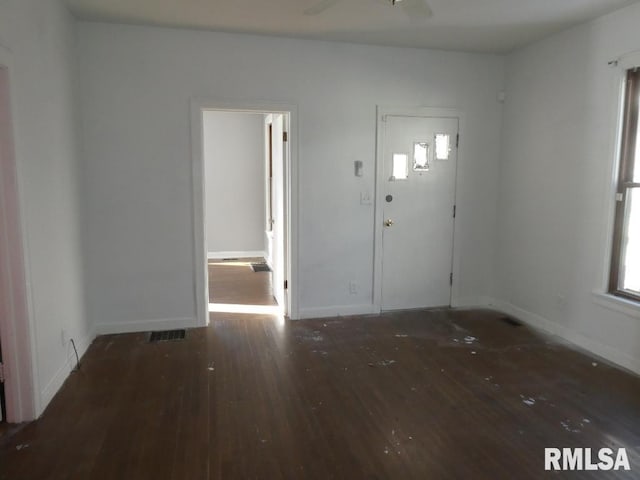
<box><xmin>609</xmin><ymin>67</ymin><xmax>640</xmax><ymax>302</ymax></box>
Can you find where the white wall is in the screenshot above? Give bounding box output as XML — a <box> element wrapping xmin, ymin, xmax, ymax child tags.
<box><xmin>0</xmin><ymin>0</ymin><xmax>90</xmax><ymax>417</ymax></box>
<box><xmin>496</xmin><ymin>1</ymin><xmax>640</xmax><ymax>374</ymax></box>
<box><xmin>204</xmin><ymin>111</ymin><xmax>265</xmax><ymax>256</ymax></box>
<box><xmin>77</xmin><ymin>22</ymin><xmax>504</xmax><ymax>327</ymax></box>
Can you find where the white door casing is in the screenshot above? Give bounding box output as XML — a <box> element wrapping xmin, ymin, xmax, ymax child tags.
<box><xmin>379</xmin><ymin>114</ymin><xmax>459</xmax><ymax>310</ymax></box>
<box><xmin>0</xmin><ymin>53</ymin><xmax>37</xmax><ymax>422</ymax></box>
<box><xmin>191</xmin><ymin>99</ymin><xmax>298</xmax><ymax>321</ymax></box>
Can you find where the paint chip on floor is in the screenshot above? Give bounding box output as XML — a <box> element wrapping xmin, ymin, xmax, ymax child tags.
<box><xmin>377</xmin><ymin>360</ymin><xmax>396</xmax><ymax>366</ymax></box>
<box><xmin>522</xmin><ymin>398</ymin><xmax>536</xmax><ymax>407</ymax></box>
<box><xmin>560</xmin><ymin>420</ymin><xmax>582</xmax><ymax>433</ymax></box>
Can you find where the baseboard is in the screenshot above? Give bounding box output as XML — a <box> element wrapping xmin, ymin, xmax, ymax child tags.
<box><xmin>265</xmin><ymin>258</ymin><xmax>274</xmax><ymax>271</ymax></box>
<box><xmin>208</xmin><ymin>250</ymin><xmax>265</xmax><ymax>259</ymax></box>
<box><xmin>298</xmin><ymin>299</ymin><xmax>495</xmax><ymax>320</ymax></box>
<box><xmin>451</xmin><ymin>296</ymin><xmax>494</xmax><ymax>308</ymax></box>
<box><xmin>39</xmin><ymin>327</ymin><xmax>97</xmax><ymax>416</ymax></box>
<box><xmin>94</xmin><ymin>317</ymin><xmax>200</xmax><ymax>336</ymax></box>
<box><xmin>489</xmin><ymin>298</ymin><xmax>640</xmax><ymax>376</ymax></box>
<box><xmin>298</xmin><ymin>304</ymin><xmax>379</xmax><ymax>320</ymax></box>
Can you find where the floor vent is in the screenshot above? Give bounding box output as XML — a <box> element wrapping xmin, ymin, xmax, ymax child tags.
<box><xmin>149</xmin><ymin>329</ymin><xmax>186</xmax><ymax>343</ymax></box>
<box><xmin>500</xmin><ymin>316</ymin><xmax>522</xmax><ymax>327</ymax></box>
<box><xmin>251</xmin><ymin>263</ymin><xmax>271</xmax><ymax>272</ymax></box>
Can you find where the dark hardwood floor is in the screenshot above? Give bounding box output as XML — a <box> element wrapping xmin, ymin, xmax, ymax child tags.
<box><xmin>1</xmin><ymin>267</ymin><xmax>640</xmax><ymax>478</ymax></box>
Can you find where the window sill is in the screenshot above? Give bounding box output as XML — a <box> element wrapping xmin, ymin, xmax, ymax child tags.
<box><xmin>592</xmin><ymin>291</ymin><xmax>640</xmax><ymax>319</ymax></box>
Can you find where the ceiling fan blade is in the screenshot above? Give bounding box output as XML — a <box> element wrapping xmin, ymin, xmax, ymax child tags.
<box><xmin>304</xmin><ymin>0</ymin><xmax>342</xmax><ymax>15</ymax></box>
<box><xmin>400</xmin><ymin>0</ymin><xmax>433</xmax><ymax>18</ymax></box>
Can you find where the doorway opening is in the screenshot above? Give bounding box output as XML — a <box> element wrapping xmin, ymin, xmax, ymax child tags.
<box><xmin>192</xmin><ymin>103</ymin><xmax>296</xmax><ymax>321</ymax></box>
<box><xmin>0</xmin><ymin>340</ymin><xmax>5</xmax><ymax>423</ymax></box>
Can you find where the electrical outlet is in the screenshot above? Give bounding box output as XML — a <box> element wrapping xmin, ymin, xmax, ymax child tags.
<box><xmin>349</xmin><ymin>281</ymin><xmax>358</xmax><ymax>295</ymax></box>
<box><xmin>360</xmin><ymin>191</ymin><xmax>372</xmax><ymax>205</ymax></box>
<box><xmin>61</xmin><ymin>328</ymin><xmax>68</xmax><ymax>346</ymax></box>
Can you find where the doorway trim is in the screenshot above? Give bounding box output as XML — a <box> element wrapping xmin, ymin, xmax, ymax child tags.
<box><xmin>373</xmin><ymin>106</ymin><xmax>465</xmax><ymax>312</ymax></box>
<box><xmin>0</xmin><ymin>43</ymin><xmax>38</xmax><ymax>422</ymax></box>
<box><xmin>190</xmin><ymin>98</ymin><xmax>299</xmax><ymax>322</ymax></box>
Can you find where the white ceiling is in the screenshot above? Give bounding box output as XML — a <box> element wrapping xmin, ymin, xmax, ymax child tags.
<box><xmin>65</xmin><ymin>0</ymin><xmax>638</xmax><ymax>53</ymax></box>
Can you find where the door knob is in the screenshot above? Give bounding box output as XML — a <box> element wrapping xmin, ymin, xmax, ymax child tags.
<box><xmin>384</xmin><ymin>219</ymin><xmax>394</xmax><ymax>227</ymax></box>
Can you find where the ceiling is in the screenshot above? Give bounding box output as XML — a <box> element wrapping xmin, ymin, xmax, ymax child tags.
<box><xmin>64</xmin><ymin>0</ymin><xmax>638</xmax><ymax>53</ymax></box>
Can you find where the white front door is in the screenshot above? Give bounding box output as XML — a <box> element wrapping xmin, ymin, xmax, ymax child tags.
<box><xmin>381</xmin><ymin>115</ymin><xmax>458</xmax><ymax>310</ymax></box>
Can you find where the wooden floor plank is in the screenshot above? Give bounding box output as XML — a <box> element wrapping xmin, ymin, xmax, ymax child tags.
<box><xmin>208</xmin><ymin>259</ymin><xmax>276</xmax><ymax>306</ymax></box>
<box><xmin>2</xmin><ymin>267</ymin><xmax>640</xmax><ymax>478</ymax></box>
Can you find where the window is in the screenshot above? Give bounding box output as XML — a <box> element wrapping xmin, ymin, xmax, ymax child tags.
<box><xmin>391</xmin><ymin>153</ymin><xmax>408</xmax><ymax>180</ymax></box>
<box><xmin>413</xmin><ymin>142</ymin><xmax>430</xmax><ymax>171</ymax></box>
<box><xmin>434</xmin><ymin>134</ymin><xmax>451</xmax><ymax>160</ymax></box>
<box><xmin>610</xmin><ymin>68</ymin><xmax>640</xmax><ymax>300</ymax></box>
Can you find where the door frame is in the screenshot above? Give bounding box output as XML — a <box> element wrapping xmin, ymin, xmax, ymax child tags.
<box><xmin>373</xmin><ymin>106</ymin><xmax>465</xmax><ymax>312</ymax></box>
<box><xmin>190</xmin><ymin>98</ymin><xmax>299</xmax><ymax>322</ymax></box>
<box><xmin>0</xmin><ymin>44</ymin><xmax>38</xmax><ymax>422</ymax></box>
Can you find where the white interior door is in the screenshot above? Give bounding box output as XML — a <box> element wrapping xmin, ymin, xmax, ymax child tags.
<box><xmin>270</xmin><ymin>114</ymin><xmax>285</xmax><ymax>308</ymax></box>
<box><xmin>381</xmin><ymin>115</ymin><xmax>458</xmax><ymax>310</ymax></box>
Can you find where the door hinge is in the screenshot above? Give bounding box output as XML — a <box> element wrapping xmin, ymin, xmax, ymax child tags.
<box><xmin>284</xmin><ymin>280</ymin><xmax>288</xmax><ymax>290</ymax></box>
<box><xmin>0</xmin><ymin>362</ymin><xmax>5</xmax><ymax>383</ymax></box>
<box><xmin>283</xmin><ymin>131</ymin><xmax>288</xmax><ymax>142</ymax></box>
<box><xmin>456</xmin><ymin>133</ymin><xmax>459</xmax><ymax>148</ymax></box>
<box><xmin>449</xmin><ymin>273</ymin><xmax>453</xmax><ymax>286</ymax></box>
<box><xmin>453</xmin><ymin>205</ymin><xmax>457</xmax><ymax>218</ymax></box>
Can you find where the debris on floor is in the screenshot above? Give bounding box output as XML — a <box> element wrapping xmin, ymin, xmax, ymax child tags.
<box><xmin>377</xmin><ymin>360</ymin><xmax>396</xmax><ymax>366</ymax></box>
<box><xmin>522</xmin><ymin>397</ymin><xmax>536</xmax><ymax>407</ymax></box>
